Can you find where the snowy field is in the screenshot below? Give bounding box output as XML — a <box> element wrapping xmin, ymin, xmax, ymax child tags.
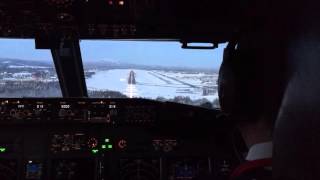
<box><xmin>86</xmin><ymin>69</ymin><xmax>218</xmax><ymax>101</ymax></box>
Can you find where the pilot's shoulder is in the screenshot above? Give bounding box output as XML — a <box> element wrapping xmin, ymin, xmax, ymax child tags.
<box><xmin>231</xmin><ymin>168</ymin><xmax>272</xmax><ymax>180</ymax></box>
<box><xmin>230</xmin><ymin>158</ymin><xmax>272</xmax><ymax>180</ymax></box>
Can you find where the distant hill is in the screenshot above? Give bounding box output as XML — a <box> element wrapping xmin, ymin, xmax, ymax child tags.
<box><xmin>85</xmin><ymin>60</ymin><xmax>217</xmax><ymax>73</ymax></box>
<box><xmin>0</xmin><ymin>58</ymin><xmax>53</xmax><ymax>69</ymax></box>
<box><xmin>0</xmin><ymin>58</ymin><xmax>218</xmax><ymax>73</ymax></box>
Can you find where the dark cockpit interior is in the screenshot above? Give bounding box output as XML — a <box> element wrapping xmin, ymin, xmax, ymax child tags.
<box><xmin>0</xmin><ymin>1</ymin><xmax>246</xmax><ymax>180</ymax></box>
<box><xmin>0</xmin><ymin>0</ymin><xmax>320</xmax><ymax>180</ymax></box>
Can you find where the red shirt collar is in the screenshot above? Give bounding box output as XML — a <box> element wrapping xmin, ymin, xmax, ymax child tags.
<box><xmin>230</xmin><ymin>158</ymin><xmax>272</xmax><ymax>179</ymax></box>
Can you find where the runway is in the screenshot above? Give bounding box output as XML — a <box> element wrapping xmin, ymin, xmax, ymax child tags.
<box><xmin>86</xmin><ymin>69</ymin><xmax>218</xmax><ymax>101</ymax></box>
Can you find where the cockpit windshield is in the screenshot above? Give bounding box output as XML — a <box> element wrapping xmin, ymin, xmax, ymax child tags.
<box><xmin>81</xmin><ymin>40</ymin><xmax>224</xmax><ymax>108</ymax></box>
<box><xmin>0</xmin><ymin>39</ymin><xmax>224</xmax><ymax>108</ymax></box>
<box><xmin>0</xmin><ymin>38</ymin><xmax>62</xmax><ymax>97</ymax></box>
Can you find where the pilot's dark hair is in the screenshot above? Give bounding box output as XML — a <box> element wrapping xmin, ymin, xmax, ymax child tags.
<box><xmin>218</xmin><ymin>37</ymin><xmax>287</xmax><ymax>126</ymax></box>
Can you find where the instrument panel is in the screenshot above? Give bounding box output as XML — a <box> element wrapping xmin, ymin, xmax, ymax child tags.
<box><xmin>0</xmin><ymin>98</ymin><xmax>238</xmax><ymax>180</ymax></box>
<box><xmin>0</xmin><ymin>98</ymin><xmax>156</xmax><ymax>125</ymax></box>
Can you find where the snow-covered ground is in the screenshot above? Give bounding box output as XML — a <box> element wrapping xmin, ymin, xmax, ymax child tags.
<box><xmin>86</xmin><ymin>69</ymin><xmax>218</xmax><ymax>101</ymax></box>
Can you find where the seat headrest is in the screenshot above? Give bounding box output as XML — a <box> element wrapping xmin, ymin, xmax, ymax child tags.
<box><xmin>274</xmin><ymin>2</ymin><xmax>320</xmax><ymax>178</ymax></box>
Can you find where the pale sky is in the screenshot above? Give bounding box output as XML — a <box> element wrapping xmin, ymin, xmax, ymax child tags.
<box><xmin>0</xmin><ymin>38</ymin><xmax>226</xmax><ymax>69</ymax></box>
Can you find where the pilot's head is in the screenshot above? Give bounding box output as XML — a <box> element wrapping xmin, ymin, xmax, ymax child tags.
<box><xmin>217</xmin><ymin>36</ymin><xmax>288</xmax><ymax>146</ymax></box>
<box><xmin>218</xmin><ymin>45</ymin><xmax>262</xmax><ymax>123</ymax></box>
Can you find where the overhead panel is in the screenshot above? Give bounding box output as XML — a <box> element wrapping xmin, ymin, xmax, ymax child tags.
<box><xmin>0</xmin><ymin>0</ymin><xmax>243</xmax><ymax>42</ymax></box>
